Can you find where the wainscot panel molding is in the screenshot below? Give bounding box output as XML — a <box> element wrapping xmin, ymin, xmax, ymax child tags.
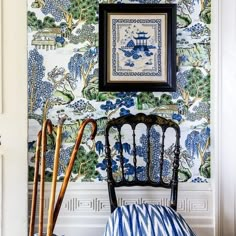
<box><xmin>28</xmin><ymin>182</ymin><xmax>214</xmax><ymax>236</ymax></box>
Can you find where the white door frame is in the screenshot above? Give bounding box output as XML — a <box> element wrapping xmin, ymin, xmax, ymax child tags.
<box><xmin>211</xmin><ymin>0</ymin><xmax>220</xmax><ymax>235</ymax></box>
<box><xmin>0</xmin><ymin>1</ymin><xmax>28</xmax><ymax>236</ymax></box>
<box><xmin>213</xmin><ymin>0</ymin><xmax>236</xmax><ymax>235</ymax></box>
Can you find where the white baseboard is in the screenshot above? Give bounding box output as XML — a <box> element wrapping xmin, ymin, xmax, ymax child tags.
<box><xmin>28</xmin><ymin>182</ymin><xmax>214</xmax><ymax>236</ymax></box>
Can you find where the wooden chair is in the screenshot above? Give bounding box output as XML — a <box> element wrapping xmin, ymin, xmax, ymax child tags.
<box><xmin>104</xmin><ymin>113</ymin><xmax>196</xmax><ymax>236</ymax></box>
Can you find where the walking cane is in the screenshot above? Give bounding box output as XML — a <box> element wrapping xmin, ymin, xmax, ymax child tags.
<box><xmin>29</xmin><ymin>130</ymin><xmax>42</xmax><ymax>236</ymax></box>
<box><xmin>46</xmin><ymin>116</ymin><xmax>66</xmax><ymax>236</ymax></box>
<box><xmin>38</xmin><ymin>119</ymin><xmax>53</xmax><ymax>236</ymax></box>
<box><xmin>52</xmin><ymin>118</ymin><xmax>97</xmax><ymax>231</ymax></box>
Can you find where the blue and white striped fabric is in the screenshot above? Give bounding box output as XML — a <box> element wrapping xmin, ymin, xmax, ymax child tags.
<box><xmin>104</xmin><ymin>204</ymin><xmax>196</xmax><ymax>236</ymax></box>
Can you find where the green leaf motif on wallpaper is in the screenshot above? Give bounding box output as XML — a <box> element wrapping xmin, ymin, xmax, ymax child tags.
<box><xmin>137</xmin><ymin>93</ymin><xmax>174</xmax><ymax>110</ymax></box>
<box><xmin>70</xmin><ymin>24</ymin><xmax>98</xmax><ymax>47</ymax></box>
<box><xmin>156</xmin><ymin>94</ymin><xmax>174</xmax><ymax>106</ymax></box>
<box><xmin>177</xmin><ymin>13</ymin><xmax>192</xmax><ymax>28</ymax></box>
<box><xmin>28</xmin><ymin>166</ymin><xmax>53</xmax><ymax>182</ymax></box>
<box><xmin>68</xmin><ymin>0</ymin><xmax>98</xmax><ymax>26</ymax></box>
<box><xmin>71</xmin><ymin>146</ymin><xmax>99</xmax><ymax>181</ymax></box>
<box><xmin>200</xmin><ymin>2</ymin><xmax>211</xmax><ymax>24</ymax></box>
<box><xmin>178</xmin><ymin>167</ymin><xmax>192</xmax><ymax>182</ymax></box>
<box><xmin>199</xmin><ymin>156</ymin><xmax>211</xmax><ymax>178</ymax></box>
<box><xmin>34</xmin><ymin>0</ymin><xmax>98</xmax><ymax>36</ymax></box>
<box><xmin>53</xmin><ymin>90</ymin><xmax>75</xmax><ymax>105</ymax></box>
<box><xmin>59</xmin><ymin>123</ymin><xmax>80</xmax><ymax>143</ymax></box>
<box><xmin>95</xmin><ymin>117</ymin><xmax>109</xmax><ymax>136</ymax></box>
<box><xmin>175</xmin><ymin>68</ymin><xmax>210</xmax><ymax>113</ymax></box>
<box><xmin>28</xmin><ymin>166</ymin><xmax>35</xmax><ymax>182</ymax></box>
<box><xmin>186</xmin><ymin>68</ymin><xmax>210</xmax><ymax>102</ymax></box>
<box><xmin>28</xmin><ymin>11</ymin><xmax>43</xmax><ymax>30</ymax></box>
<box><xmin>44</xmin><ymin>170</ymin><xmax>54</xmax><ymax>182</ymax></box>
<box><xmin>177</xmin><ymin>43</ymin><xmax>210</xmax><ymax>68</ymax></box>
<box><xmin>43</xmin><ymin>16</ymin><xmax>57</xmax><ymax>28</ymax></box>
<box><xmin>82</xmin><ymin>80</ymin><xmax>116</xmax><ymax>101</ymax></box>
<box><xmin>137</xmin><ymin>92</ymin><xmax>158</xmax><ymax>110</ymax></box>
<box><xmin>28</xmin><ymin>11</ymin><xmax>58</xmax><ymax>30</ymax></box>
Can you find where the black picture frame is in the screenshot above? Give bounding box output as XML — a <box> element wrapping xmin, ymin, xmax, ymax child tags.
<box><xmin>99</xmin><ymin>3</ymin><xmax>176</xmax><ymax>92</ymax></box>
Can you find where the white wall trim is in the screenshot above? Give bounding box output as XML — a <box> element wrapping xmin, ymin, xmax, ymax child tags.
<box><xmin>216</xmin><ymin>0</ymin><xmax>236</xmax><ymax>235</ymax></box>
<box><xmin>28</xmin><ymin>182</ymin><xmax>213</xmax><ymax>236</ymax></box>
<box><xmin>211</xmin><ymin>0</ymin><xmax>221</xmax><ymax>235</ymax></box>
<box><xmin>1</xmin><ymin>1</ymin><xmax>28</xmax><ymax>236</ymax></box>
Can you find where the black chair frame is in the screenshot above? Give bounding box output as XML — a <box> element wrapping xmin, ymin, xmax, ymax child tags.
<box><xmin>105</xmin><ymin>113</ymin><xmax>181</xmax><ymax>213</ymax></box>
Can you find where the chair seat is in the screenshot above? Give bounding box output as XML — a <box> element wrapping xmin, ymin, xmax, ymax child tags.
<box><xmin>104</xmin><ymin>204</ymin><xmax>196</xmax><ymax>236</ymax></box>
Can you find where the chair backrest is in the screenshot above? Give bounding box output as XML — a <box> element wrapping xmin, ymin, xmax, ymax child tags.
<box><xmin>105</xmin><ymin>113</ymin><xmax>181</xmax><ymax>213</ymax></box>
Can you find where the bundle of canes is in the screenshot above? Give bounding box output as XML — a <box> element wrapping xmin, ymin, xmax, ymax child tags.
<box><xmin>46</xmin><ymin>116</ymin><xmax>67</xmax><ymax>236</ymax></box>
<box><xmin>51</xmin><ymin>118</ymin><xmax>97</xmax><ymax>232</ymax></box>
<box><xmin>28</xmin><ymin>119</ymin><xmax>53</xmax><ymax>236</ymax></box>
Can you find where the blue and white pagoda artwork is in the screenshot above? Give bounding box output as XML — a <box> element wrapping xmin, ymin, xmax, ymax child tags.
<box><xmin>120</xmin><ymin>31</ymin><xmax>154</xmax><ymax>63</ymax></box>
<box><xmin>133</xmin><ymin>31</ymin><xmax>150</xmax><ymax>52</ymax></box>
<box><xmin>110</xmin><ymin>16</ymin><xmax>165</xmax><ymax>81</ymax></box>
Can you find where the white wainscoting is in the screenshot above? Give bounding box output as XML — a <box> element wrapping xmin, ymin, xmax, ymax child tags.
<box><xmin>28</xmin><ymin>182</ymin><xmax>213</xmax><ymax>236</ymax></box>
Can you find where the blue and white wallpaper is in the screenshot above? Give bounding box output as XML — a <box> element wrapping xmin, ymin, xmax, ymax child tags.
<box><xmin>27</xmin><ymin>0</ymin><xmax>211</xmax><ymax>183</ymax></box>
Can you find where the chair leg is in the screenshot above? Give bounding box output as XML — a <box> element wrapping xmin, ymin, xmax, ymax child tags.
<box><xmin>108</xmin><ymin>183</ymin><xmax>118</xmax><ymax>213</ymax></box>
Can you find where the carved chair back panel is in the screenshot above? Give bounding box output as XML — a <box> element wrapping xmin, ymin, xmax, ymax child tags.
<box><xmin>105</xmin><ymin>113</ymin><xmax>181</xmax><ymax>212</ymax></box>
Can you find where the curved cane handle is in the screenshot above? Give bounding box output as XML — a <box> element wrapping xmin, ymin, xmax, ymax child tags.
<box><xmin>52</xmin><ymin>118</ymin><xmax>97</xmax><ymax>230</ymax></box>
<box><xmin>73</xmin><ymin>118</ymin><xmax>97</xmax><ymax>151</ymax></box>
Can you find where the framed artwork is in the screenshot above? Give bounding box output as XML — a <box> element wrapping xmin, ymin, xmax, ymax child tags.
<box><xmin>99</xmin><ymin>3</ymin><xmax>176</xmax><ymax>92</ymax></box>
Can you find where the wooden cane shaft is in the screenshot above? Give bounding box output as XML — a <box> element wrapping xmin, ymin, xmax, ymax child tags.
<box><xmin>52</xmin><ymin>131</ymin><xmax>83</xmax><ymax>229</ymax></box>
<box><xmin>38</xmin><ymin>159</ymin><xmax>45</xmax><ymax>236</ymax></box>
<box><xmin>29</xmin><ymin>131</ymin><xmax>42</xmax><ymax>236</ymax></box>
<box><xmin>38</xmin><ymin>120</ymin><xmax>52</xmax><ymax>236</ymax></box>
<box><xmin>46</xmin><ymin>125</ymin><xmax>63</xmax><ymax>236</ymax></box>
<box><xmin>38</xmin><ymin>137</ymin><xmax>46</xmax><ymax>236</ymax></box>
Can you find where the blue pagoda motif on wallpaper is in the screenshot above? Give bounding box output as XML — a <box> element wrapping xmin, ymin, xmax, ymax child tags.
<box><xmin>27</xmin><ymin>0</ymin><xmax>211</xmax><ymax>184</ymax></box>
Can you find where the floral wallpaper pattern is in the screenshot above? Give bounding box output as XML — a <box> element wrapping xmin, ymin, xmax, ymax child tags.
<box><xmin>27</xmin><ymin>0</ymin><xmax>211</xmax><ymax>183</ymax></box>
